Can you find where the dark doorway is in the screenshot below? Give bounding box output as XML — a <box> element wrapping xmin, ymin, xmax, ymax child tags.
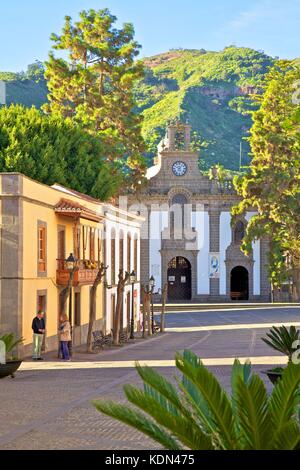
<box><xmin>168</xmin><ymin>257</ymin><xmax>192</xmax><ymax>301</ymax></box>
<box><xmin>230</xmin><ymin>266</ymin><xmax>249</xmax><ymax>301</ymax></box>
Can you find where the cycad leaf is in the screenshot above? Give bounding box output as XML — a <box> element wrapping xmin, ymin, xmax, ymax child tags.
<box><xmin>175</xmin><ymin>350</ymin><xmax>236</xmax><ymax>450</ymax></box>
<box><xmin>178</xmin><ymin>351</ymin><xmax>216</xmax><ymax>436</ymax></box>
<box><xmin>93</xmin><ymin>399</ymin><xmax>181</xmax><ymax>450</ymax></box>
<box><xmin>262</xmin><ymin>326</ymin><xmax>300</xmax><ymax>358</ymax></box>
<box><xmin>231</xmin><ymin>359</ymin><xmax>252</xmax><ymax>403</ymax></box>
<box><xmin>124</xmin><ymin>384</ymin><xmax>214</xmax><ymax>450</ymax></box>
<box><xmin>269</xmin><ymin>363</ymin><xmax>300</xmax><ymax>447</ymax></box>
<box><xmin>231</xmin><ymin>359</ymin><xmax>252</xmax><ymax>444</ymax></box>
<box><xmin>235</xmin><ymin>373</ymin><xmax>273</xmax><ymax>449</ymax></box>
<box><xmin>135</xmin><ymin>364</ymin><xmax>183</xmax><ymax>417</ymax></box>
<box><xmin>271</xmin><ymin>422</ymin><xmax>300</xmax><ymax>450</ymax></box>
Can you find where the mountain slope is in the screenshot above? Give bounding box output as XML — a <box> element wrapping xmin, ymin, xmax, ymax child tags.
<box><xmin>1</xmin><ymin>46</ymin><xmax>275</xmax><ymax>170</ymax></box>
<box><xmin>135</xmin><ymin>46</ymin><xmax>275</xmax><ymax>170</ymax></box>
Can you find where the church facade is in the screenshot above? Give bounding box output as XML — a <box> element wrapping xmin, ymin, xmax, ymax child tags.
<box><xmin>133</xmin><ymin>122</ymin><xmax>271</xmax><ymax>303</ymax></box>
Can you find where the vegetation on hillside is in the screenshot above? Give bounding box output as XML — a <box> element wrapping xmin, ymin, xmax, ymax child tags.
<box><xmin>0</xmin><ymin>61</ymin><xmax>48</xmax><ymax>109</ymax></box>
<box><xmin>1</xmin><ymin>47</ymin><xmax>275</xmax><ymax>171</ymax></box>
<box><xmin>135</xmin><ymin>46</ymin><xmax>275</xmax><ymax>169</ymax></box>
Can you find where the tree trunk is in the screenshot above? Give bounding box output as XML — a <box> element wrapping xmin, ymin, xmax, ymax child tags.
<box><xmin>59</xmin><ymin>269</ymin><xmax>75</xmax><ymax>317</ymax></box>
<box><xmin>141</xmin><ymin>287</ymin><xmax>147</xmax><ymax>338</ymax></box>
<box><xmin>161</xmin><ymin>283</ymin><xmax>168</xmax><ymax>333</ymax></box>
<box><xmin>86</xmin><ymin>263</ymin><xmax>108</xmax><ymax>352</ymax></box>
<box><xmin>292</xmin><ymin>268</ymin><xmax>300</xmax><ymax>301</ymax></box>
<box><xmin>113</xmin><ymin>271</ymin><xmax>130</xmax><ymax>346</ymax></box>
<box><xmin>141</xmin><ymin>286</ymin><xmax>152</xmax><ymax>337</ymax></box>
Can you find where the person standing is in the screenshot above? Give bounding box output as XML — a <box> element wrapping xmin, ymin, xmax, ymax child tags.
<box><xmin>58</xmin><ymin>314</ymin><xmax>71</xmax><ymax>361</ymax></box>
<box><xmin>32</xmin><ymin>310</ymin><xmax>45</xmax><ymax>360</ymax></box>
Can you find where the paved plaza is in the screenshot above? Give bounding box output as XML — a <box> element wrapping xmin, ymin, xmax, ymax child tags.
<box><xmin>0</xmin><ymin>306</ymin><xmax>299</xmax><ymax>450</ymax></box>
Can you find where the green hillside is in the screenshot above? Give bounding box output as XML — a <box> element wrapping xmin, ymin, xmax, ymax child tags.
<box><xmin>0</xmin><ymin>47</ymin><xmax>275</xmax><ymax>170</ymax></box>
<box><xmin>0</xmin><ymin>71</ymin><xmax>48</xmax><ymax>109</ymax></box>
<box><xmin>135</xmin><ymin>46</ymin><xmax>275</xmax><ymax>170</ymax></box>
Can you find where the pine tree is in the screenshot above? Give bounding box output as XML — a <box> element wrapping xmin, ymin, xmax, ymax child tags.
<box><xmin>43</xmin><ymin>8</ymin><xmax>146</xmax><ymax>190</ymax></box>
<box><xmin>232</xmin><ymin>61</ymin><xmax>300</xmax><ymax>293</ymax></box>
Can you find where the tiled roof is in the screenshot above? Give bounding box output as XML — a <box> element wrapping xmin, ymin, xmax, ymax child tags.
<box><xmin>54</xmin><ymin>199</ymin><xmax>103</xmax><ymax>223</ymax></box>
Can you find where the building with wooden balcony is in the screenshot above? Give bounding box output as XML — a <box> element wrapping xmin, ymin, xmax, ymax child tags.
<box><xmin>0</xmin><ymin>173</ymin><xmax>143</xmax><ymax>356</ymax></box>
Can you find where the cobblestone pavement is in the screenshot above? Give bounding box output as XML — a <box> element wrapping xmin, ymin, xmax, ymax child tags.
<box><xmin>0</xmin><ymin>307</ymin><xmax>298</xmax><ymax>450</ymax></box>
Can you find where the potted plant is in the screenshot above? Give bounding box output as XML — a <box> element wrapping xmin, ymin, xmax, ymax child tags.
<box><xmin>261</xmin><ymin>325</ymin><xmax>300</xmax><ymax>384</ymax></box>
<box><xmin>0</xmin><ymin>333</ymin><xmax>24</xmax><ymax>379</ymax></box>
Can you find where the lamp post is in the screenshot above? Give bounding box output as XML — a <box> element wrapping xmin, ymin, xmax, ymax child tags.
<box><xmin>130</xmin><ymin>270</ymin><xmax>136</xmax><ymax>339</ymax></box>
<box><xmin>149</xmin><ymin>275</ymin><xmax>155</xmax><ymax>334</ymax></box>
<box><xmin>66</xmin><ymin>253</ymin><xmax>77</xmax><ymax>356</ymax></box>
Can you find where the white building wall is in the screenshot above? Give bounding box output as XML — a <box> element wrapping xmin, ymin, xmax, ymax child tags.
<box><xmin>192</xmin><ymin>211</ymin><xmax>210</xmax><ymax>295</ymax></box>
<box><xmin>105</xmin><ymin>219</ymin><xmax>142</xmax><ymax>333</ymax></box>
<box><xmin>220</xmin><ymin>212</ymin><xmax>232</xmax><ymax>295</ymax></box>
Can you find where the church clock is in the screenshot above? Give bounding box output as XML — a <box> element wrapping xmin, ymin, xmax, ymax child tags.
<box><xmin>172</xmin><ymin>161</ymin><xmax>187</xmax><ymax>177</ymax></box>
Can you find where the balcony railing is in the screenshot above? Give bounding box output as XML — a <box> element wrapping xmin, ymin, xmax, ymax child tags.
<box><xmin>56</xmin><ymin>259</ymin><xmax>100</xmax><ymax>287</ymax></box>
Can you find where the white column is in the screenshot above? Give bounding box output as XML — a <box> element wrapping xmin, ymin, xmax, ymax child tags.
<box><xmin>220</xmin><ymin>212</ymin><xmax>232</xmax><ymax>295</ymax></box>
<box><xmin>192</xmin><ymin>211</ymin><xmax>210</xmax><ymax>295</ymax></box>
<box><xmin>149</xmin><ymin>211</ymin><xmax>168</xmax><ymax>289</ymax></box>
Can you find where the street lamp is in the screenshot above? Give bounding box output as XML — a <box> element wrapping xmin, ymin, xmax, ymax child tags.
<box><xmin>130</xmin><ymin>270</ymin><xmax>136</xmax><ymax>339</ymax></box>
<box><xmin>66</xmin><ymin>253</ymin><xmax>77</xmax><ymax>270</ymax></box>
<box><xmin>149</xmin><ymin>275</ymin><xmax>155</xmax><ymax>334</ymax></box>
<box><xmin>66</xmin><ymin>253</ymin><xmax>77</xmax><ymax>356</ymax></box>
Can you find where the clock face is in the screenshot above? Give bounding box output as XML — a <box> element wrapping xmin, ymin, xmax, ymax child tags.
<box><xmin>172</xmin><ymin>161</ymin><xmax>187</xmax><ymax>177</ymax></box>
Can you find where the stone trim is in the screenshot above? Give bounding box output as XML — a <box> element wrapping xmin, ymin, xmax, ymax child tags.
<box><xmin>37</xmin><ymin>220</ymin><xmax>48</xmax><ymax>278</ymax></box>
<box><xmin>36</xmin><ymin>289</ymin><xmax>48</xmax><ymax>313</ymax></box>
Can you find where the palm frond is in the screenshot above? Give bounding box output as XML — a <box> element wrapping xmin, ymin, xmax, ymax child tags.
<box><xmin>93</xmin><ymin>399</ymin><xmax>181</xmax><ymax>450</ymax></box>
<box><xmin>262</xmin><ymin>326</ymin><xmax>300</xmax><ymax>360</ymax></box>
<box><xmin>178</xmin><ymin>351</ymin><xmax>216</xmax><ymax>437</ymax></box>
<box><xmin>124</xmin><ymin>384</ymin><xmax>214</xmax><ymax>450</ymax></box>
<box><xmin>175</xmin><ymin>350</ymin><xmax>237</xmax><ymax>450</ymax></box>
<box><xmin>269</xmin><ymin>363</ymin><xmax>300</xmax><ymax>446</ymax></box>
<box><xmin>234</xmin><ymin>373</ymin><xmax>273</xmax><ymax>449</ymax></box>
<box><xmin>271</xmin><ymin>422</ymin><xmax>300</xmax><ymax>450</ymax></box>
<box><xmin>0</xmin><ymin>333</ymin><xmax>24</xmax><ymax>354</ymax></box>
<box><xmin>135</xmin><ymin>364</ymin><xmax>183</xmax><ymax>417</ymax></box>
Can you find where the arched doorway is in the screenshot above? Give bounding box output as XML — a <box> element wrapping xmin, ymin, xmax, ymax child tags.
<box><xmin>230</xmin><ymin>266</ymin><xmax>249</xmax><ymax>301</ymax></box>
<box><xmin>167</xmin><ymin>257</ymin><xmax>192</xmax><ymax>301</ymax></box>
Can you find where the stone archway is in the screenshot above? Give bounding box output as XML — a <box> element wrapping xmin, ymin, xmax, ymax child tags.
<box><xmin>230</xmin><ymin>266</ymin><xmax>249</xmax><ymax>301</ymax></box>
<box><xmin>167</xmin><ymin>257</ymin><xmax>192</xmax><ymax>301</ymax></box>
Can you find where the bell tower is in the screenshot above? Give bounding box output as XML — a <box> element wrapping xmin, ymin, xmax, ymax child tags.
<box><xmin>167</xmin><ymin>121</ymin><xmax>191</xmax><ymax>151</ymax></box>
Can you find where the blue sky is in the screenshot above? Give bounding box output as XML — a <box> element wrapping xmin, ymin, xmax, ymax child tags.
<box><xmin>1</xmin><ymin>0</ymin><xmax>299</xmax><ymax>71</ymax></box>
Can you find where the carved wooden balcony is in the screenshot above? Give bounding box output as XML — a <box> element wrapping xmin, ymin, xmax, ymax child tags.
<box><xmin>56</xmin><ymin>259</ymin><xmax>99</xmax><ymax>287</ymax></box>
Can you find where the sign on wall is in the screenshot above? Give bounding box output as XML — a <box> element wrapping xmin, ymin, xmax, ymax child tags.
<box><xmin>209</xmin><ymin>253</ymin><xmax>220</xmax><ymax>279</ymax></box>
